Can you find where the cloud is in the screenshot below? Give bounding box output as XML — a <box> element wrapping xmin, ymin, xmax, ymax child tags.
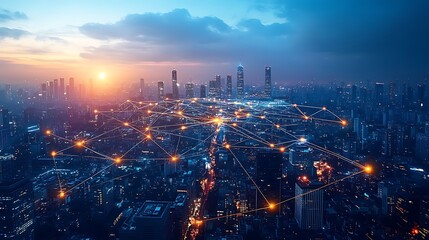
<box><xmin>80</xmin><ymin>9</ymin><xmax>232</xmax><ymax>44</ymax></box>
<box><xmin>0</xmin><ymin>9</ymin><xmax>27</xmax><ymax>22</ymax></box>
<box><xmin>0</xmin><ymin>27</ymin><xmax>29</xmax><ymax>39</ymax></box>
<box><xmin>79</xmin><ymin>9</ymin><xmax>289</xmax><ymax>64</ymax></box>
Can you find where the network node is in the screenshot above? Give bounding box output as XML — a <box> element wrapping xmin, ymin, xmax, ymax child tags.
<box><xmin>115</xmin><ymin>157</ymin><xmax>121</xmax><ymax>164</ymax></box>
<box><xmin>180</xmin><ymin>126</ymin><xmax>187</xmax><ymax>130</ymax></box>
<box><xmin>59</xmin><ymin>191</ymin><xmax>66</xmax><ymax>198</ymax></box>
<box><xmin>123</xmin><ymin>122</ymin><xmax>129</xmax><ymax>126</ymax></box>
<box><xmin>51</xmin><ymin>151</ymin><xmax>57</xmax><ymax>157</ymax></box>
<box><xmin>94</xmin><ymin>109</ymin><xmax>98</xmax><ymax>113</ymax></box>
<box><xmin>299</xmin><ymin>137</ymin><xmax>307</xmax><ymax>143</ymax></box>
<box><xmin>76</xmin><ymin>141</ymin><xmax>84</xmax><ymax>147</ymax></box>
<box><xmin>232</xmin><ymin>123</ymin><xmax>237</xmax><ymax>127</ymax></box>
<box><xmin>322</xmin><ymin>106</ymin><xmax>327</xmax><ymax>111</ymax></box>
<box><xmin>268</xmin><ymin>203</ymin><xmax>275</xmax><ymax>210</ymax></box>
<box><xmin>225</xmin><ymin>144</ymin><xmax>231</xmax><ymax>149</ymax></box>
<box><xmin>275</xmin><ymin>124</ymin><xmax>280</xmax><ymax>128</ymax></box>
<box><xmin>171</xmin><ymin>156</ymin><xmax>179</xmax><ymax>162</ymax></box>
<box><xmin>341</xmin><ymin>120</ymin><xmax>347</xmax><ymax>126</ymax></box>
<box><xmin>364</xmin><ymin>165</ymin><xmax>373</xmax><ymax>174</ymax></box>
<box><xmin>303</xmin><ymin>115</ymin><xmax>309</xmax><ymax>120</ymax></box>
<box><xmin>269</xmin><ymin>143</ymin><xmax>275</xmax><ymax>148</ymax></box>
<box><xmin>177</xmin><ymin>110</ymin><xmax>183</xmax><ymax>115</ymax></box>
<box><xmin>279</xmin><ymin>147</ymin><xmax>286</xmax><ymax>152</ymax></box>
<box><xmin>45</xmin><ymin>130</ymin><xmax>52</xmax><ymax>135</ymax></box>
<box><xmin>146</xmin><ymin>134</ymin><xmax>152</xmax><ymax>139</ymax></box>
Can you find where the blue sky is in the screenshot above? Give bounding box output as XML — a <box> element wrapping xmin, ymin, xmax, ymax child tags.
<box><xmin>0</xmin><ymin>0</ymin><xmax>428</xmax><ymax>86</ymax></box>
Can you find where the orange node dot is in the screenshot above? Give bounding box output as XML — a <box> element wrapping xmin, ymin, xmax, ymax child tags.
<box><xmin>225</xmin><ymin>144</ymin><xmax>231</xmax><ymax>149</ymax></box>
<box><xmin>45</xmin><ymin>130</ymin><xmax>52</xmax><ymax>135</ymax></box>
<box><xmin>123</xmin><ymin>122</ymin><xmax>129</xmax><ymax>126</ymax></box>
<box><xmin>304</xmin><ymin>115</ymin><xmax>309</xmax><ymax>120</ymax></box>
<box><xmin>180</xmin><ymin>126</ymin><xmax>187</xmax><ymax>130</ymax></box>
<box><xmin>147</xmin><ymin>110</ymin><xmax>152</xmax><ymax>114</ymax></box>
<box><xmin>268</xmin><ymin>203</ymin><xmax>275</xmax><ymax>210</ymax></box>
<box><xmin>177</xmin><ymin>111</ymin><xmax>183</xmax><ymax>115</ymax></box>
<box><xmin>51</xmin><ymin>151</ymin><xmax>57</xmax><ymax>157</ymax></box>
<box><xmin>260</xmin><ymin>116</ymin><xmax>266</xmax><ymax>119</ymax></box>
<box><xmin>279</xmin><ymin>147</ymin><xmax>286</xmax><ymax>152</ymax></box>
<box><xmin>171</xmin><ymin>156</ymin><xmax>179</xmax><ymax>162</ymax></box>
<box><xmin>76</xmin><ymin>141</ymin><xmax>84</xmax><ymax>147</ymax></box>
<box><xmin>94</xmin><ymin>109</ymin><xmax>98</xmax><ymax>113</ymax></box>
<box><xmin>322</xmin><ymin>106</ymin><xmax>327</xmax><ymax>111</ymax></box>
<box><xmin>364</xmin><ymin>165</ymin><xmax>373</xmax><ymax>174</ymax></box>
<box><xmin>146</xmin><ymin>134</ymin><xmax>152</xmax><ymax>139</ymax></box>
<box><xmin>275</xmin><ymin>124</ymin><xmax>280</xmax><ymax>128</ymax></box>
<box><xmin>232</xmin><ymin>123</ymin><xmax>237</xmax><ymax>127</ymax></box>
<box><xmin>292</xmin><ymin>104</ymin><xmax>297</xmax><ymax>107</ymax></box>
<box><xmin>269</xmin><ymin>143</ymin><xmax>275</xmax><ymax>148</ymax></box>
<box><xmin>115</xmin><ymin>157</ymin><xmax>121</xmax><ymax>164</ymax></box>
<box><xmin>299</xmin><ymin>137</ymin><xmax>307</xmax><ymax>143</ymax></box>
<box><xmin>145</xmin><ymin>127</ymin><xmax>150</xmax><ymax>131</ymax></box>
<box><xmin>59</xmin><ymin>191</ymin><xmax>66</xmax><ymax>198</ymax></box>
<box><xmin>341</xmin><ymin>120</ymin><xmax>347</xmax><ymax>126</ymax></box>
<box><xmin>246</xmin><ymin>113</ymin><xmax>251</xmax><ymax>117</ymax></box>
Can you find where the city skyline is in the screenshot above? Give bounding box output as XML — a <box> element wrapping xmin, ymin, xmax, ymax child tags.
<box><xmin>1</xmin><ymin>1</ymin><xmax>428</xmax><ymax>86</ymax></box>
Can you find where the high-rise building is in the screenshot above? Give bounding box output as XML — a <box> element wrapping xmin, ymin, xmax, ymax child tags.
<box><xmin>185</xmin><ymin>83</ymin><xmax>194</xmax><ymax>99</ymax></box>
<box><xmin>200</xmin><ymin>85</ymin><xmax>206</xmax><ymax>98</ymax></box>
<box><xmin>41</xmin><ymin>83</ymin><xmax>47</xmax><ymax>101</ymax></box>
<box><xmin>226</xmin><ymin>75</ymin><xmax>232</xmax><ymax>99</ymax></box>
<box><xmin>157</xmin><ymin>81</ymin><xmax>165</xmax><ymax>100</ymax></box>
<box><xmin>264</xmin><ymin>66</ymin><xmax>272</xmax><ymax>98</ymax></box>
<box><xmin>416</xmin><ymin>132</ymin><xmax>429</xmax><ymax>162</ymax></box>
<box><xmin>0</xmin><ymin>179</ymin><xmax>35</xmax><ymax>239</ymax></box>
<box><xmin>237</xmin><ymin>64</ymin><xmax>244</xmax><ymax>99</ymax></box>
<box><xmin>374</xmin><ymin>82</ymin><xmax>384</xmax><ymax>106</ymax></box>
<box><xmin>256</xmin><ymin>151</ymin><xmax>282</xmax><ymax>208</ymax></box>
<box><xmin>120</xmin><ymin>201</ymin><xmax>172</xmax><ymax>240</ymax></box>
<box><xmin>59</xmin><ymin>78</ymin><xmax>65</xmax><ymax>100</ymax></box>
<box><xmin>172</xmin><ymin>69</ymin><xmax>179</xmax><ymax>99</ymax></box>
<box><xmin>208</xmin><ymin>80</ymin><xmax>217</xmax><ymax>98</ymax></box>
<box><xmin>295</xmin><ymin>181</ymin><xmax>324</xmax><ymax>230</ymax></box>
<box><xmin>140</xmin><ymin>78</ymin><xmax>145</xmax><ymax>98</ymax></box>
<box><xmin>53</xmin><ymin>79</ymin><xmax>59</xmax><ymax>100</ymax></box>
<box><xmin>215</xmin><ymin>75</ymin><xmax>221</xmax><ymax>98</ymax></box>
<box><xmin>48</xmin><ymin>81</ymin><xmax>53</xmax><ymax>101</ymax></box>
<box><xmin>68</xmin><ymin>77</ymin><xmax>75</xmax><ymax>100</ymax></box>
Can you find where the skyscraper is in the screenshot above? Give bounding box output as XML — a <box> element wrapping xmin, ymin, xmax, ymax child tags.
<box><xmin>295</xmin><ymin>181</ymin><xmax>324</xmax><ymax>230</ymax></box>
<box><xmin>237</xmin><ymin>64</ymin><xmax>244</xmax><ymax>99</ymax></box>
<box><xmin>53</xmin><ymin>79</ymin><xmax>59</xmax><ymax>100</ymax></box>
<box><xmin>172</xmin><ymin>69</ymin><xmax>179</xmax><ymax>99</ymax></box>
<box><xmin>226</xmin><ymin>75</ymin><xmax>232</xmax><ymax>99</ymax></box>
<box><xmin>68</xmin><ymin>77</ymin><xmax>75</xmax><ymax>100</ymax></box>
<box><xmin>185</xmin><ymin>83</ymin><xmax>194</xmax><ymax>98</ymax></box>
<box><xmin>157</xmin><ymin>81</ymin><xmax>165</xmax><ymax>100</ymax></box>
<box><xmin>256</xmin><ymin>151</ymin><xmax>282</xmax><ymax>208</ymax></box>
<box><xmin>200</xmin><ymin>85</ymin><xmax>206</xmax><ymax>98</ymax></box>
<box><xmin>264</xmin><ymin>66</ymin><xmax>272</xmax><ymax>98</ymax></box>
<box><xmin>374</xmin><ymin>82</ymin><xmax>384</xmax><ymax>106</ymax></box>
<box><xmin>140</xmin><ymin>78</ymin><xmax>145</xmax><ymax>99</ymax></box>
<box><xmin>59</xmin><ymin>78</ymin><xmax>65</xmax><ymax>100</ymax></box>
<box><xmin>215</xmin><ymin>75</ymin><xmax>221</xmax><ymax>98</ymax></box>
<box><xmin>208</xmin><ymin>80</ymin><xmax>217</xmax><ymax>98</ymax></box>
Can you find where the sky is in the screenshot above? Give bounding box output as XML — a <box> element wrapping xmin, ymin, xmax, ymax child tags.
<box><xmin>0</xmin><ymin>0</ymin><xmax>428</xmax><ymax>87</ymax></box>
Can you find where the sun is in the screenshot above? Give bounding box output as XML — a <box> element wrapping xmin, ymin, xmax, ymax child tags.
<box><xmin>98</xmin><ymin>72</ymin><xmax>106</xmax><ymax>80</ymax></box>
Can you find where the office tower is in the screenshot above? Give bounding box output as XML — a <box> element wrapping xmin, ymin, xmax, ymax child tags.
<box><xmin>0</xmin><ymin>178</ymin><xmax>35</xmax><ymax>239</ymax></box>
<box><xmin>157</xmin><ymin>81</ymin><xmax>165</xmax><ymax>100</ymax></box>
<box><xmin>120</xmin><ymin>201</ymin><xmax>172</xmax><ymax>240</ymax></box>
<box><xmin>208</xmin><ymin>80</ymin><xmax>217</xmax><ymax>98</ymax></box>
<box><xmin>68</xmin><ymin>77</ymin><xmax>75</xmax><ymax>100</ymax></box>
<box><xmin>374</xmin><ymin>82</ymin><xmax>384</xmax><ymax>106</ymax></box>
<box><xmin>185</xmin><ymin>83</ymin><xmax>194</xmax><ymax>99</ymax></box>
<box><xmin>351</xmin><ymin>84</ymin><xmax>357</xmax><ymax>103</ymax></box>
<box><xmin>53</xmin><ymin>79</ymin><xmax>59</xmax><ymax>100</ymax></box>
<box><xmin>226</xmin><ymin>75</ymin><xmax>232</xmax><ymax>99</ymax></box>
<box><xmin>41</xmin><ymin>83</ymin><xmax>47</xmax><ymax>101</ymax></box>
<box><xmin>59</xmin><ymin>78</ymin><xmax>65</xmax><ymax>100</ymax></box>
<box><xmin>0</xmin><ymin>154</ymin><xmax>35</xmax><ymax>239</ymax></box>
<box><xmin>215</xmin><ymin>75</ymin><xmax>221</xmax><ymax>98</ymax></box>
<box><xmin>200</xmin><ymin>85</ymin><xmax>206</xmax><ymax>98</ymax></box>
<box><xmin>92</xmin><ymin>182</ymin><xmax>114</xmax><ymax>219</ymax></box>
<box><xmin>388</xmin><ymin>82</ymin><xmax>396</xmax><ymax>106</ymax></box>
<box><xmin>48</xmin><ymin>81</ymin><xmax>54</xmax><ymax>101</ymax></box>
<box><xmin>140</xmin><ymin>78</ymin><xmax>145</xmax><ymax>98</ymax></box>
<box><xmin>264</xmin><ymin>66</ymin><xmax>272</xmax><ymax>98</ymax></box>
<box><xmin>415</xmin><ymin>132</ymin><xmax>429</xmax><ymax>162</ymax></box>
<box><xmin>417</xmin><ymin>83</ymin><xmax>426</xmax><ymax>107</ymax></box>
<box><xmin>79</xmin><ymin>83</ymin><xmax>85</xmax><ymax>99</ymax></box>
<box><xmin>295</xmin><ymin>181</ymin><xmax>324</xmax><ymax>230</ymax></box>
<box><xmin>172</xmin><ymin>69</ymin><xmax>179</xmax><ymax>99</ymax></box>
<box><xmin>237</xmin><ymin>64</ymin><xmax>244</xmax><ymax>99</ymax></box>
<box><xmin>256</xmin><ymin>151</ymin><xmax>282</xmax><ymax>208</ymax></box>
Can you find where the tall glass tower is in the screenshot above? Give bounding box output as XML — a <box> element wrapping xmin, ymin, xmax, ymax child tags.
<box><xmin>237</xmin><ymin>64</ymin><xmax>244</xmax><ymax>99</ymax></box>
<box><xmin>172</xmin><ymin>69</ymin><xmax>179</xmax><ymax>99</ymax></box>
<box><xmin>264</xmin><ymin>66</ymin><xmax>272</xmax><ymax>98</ymax></box>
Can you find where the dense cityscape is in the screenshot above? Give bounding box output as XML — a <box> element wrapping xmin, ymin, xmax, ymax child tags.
<box><xmin>1</xmin><ymin>1</ymin><xmax>428</xmax><ymax>240</ymax></box>
<box><xmin>0</xmin><ymin>65</ymin><xmax>428</xmax><ymax>239</ymax></box>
